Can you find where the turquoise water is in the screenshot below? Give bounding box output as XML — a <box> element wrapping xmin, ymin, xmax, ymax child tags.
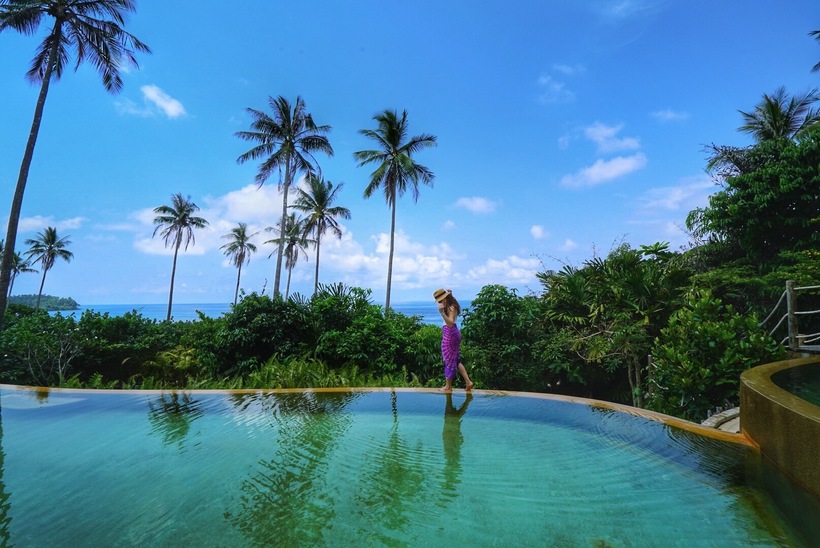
<box><xmin>772</xmin><ymin>363</ymin><xmax>820</xmax><ymax>406</ymax></box>
<box><xmin>53</xmin><ymin>301</ymin><xmax>449</xmax><ymax>324</ymax></box>
<box><xmin>0</xmin><ymin>388</ymin><xmax>811</xmax><ymax>546</ymax></box>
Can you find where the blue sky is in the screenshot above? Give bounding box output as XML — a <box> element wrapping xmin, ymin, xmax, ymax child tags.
<box><xmin>1</xmin><ymin>0</ymin><xmax>818</xmax><ymax>306</ymax></box>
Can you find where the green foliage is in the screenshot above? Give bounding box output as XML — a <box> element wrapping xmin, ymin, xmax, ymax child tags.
<box><xmin>461</xmin><ymin>285</ymin><xmax>547</xmax><ymax>392</ymax></box>
<box><xmin>646</xmin><ymin>290</ymin><xmax>785</xmax><ymax>422</ymax></box>
<box><xmin>539</xmin><ymin>243</ymin><xmax>692</xmax><ymax>406</ymax></box>
<box><xmin>8</xmin><ymin>294</ymin><xmax>78</xmax><ymax>310</ymax></box>
<box><xmin>208</xmin><ymin>293</ymin><xmax>313</xmax><ymax>377</ymax></box>
<box><xmin>0</xmin><ymin>311</ymin><xmax>80</xmax><ymax>386</ymax></box>
<box><xmin>688</xmin><ymin>125</ymin><xmax>820</xmax><ymax>264</ymax></box>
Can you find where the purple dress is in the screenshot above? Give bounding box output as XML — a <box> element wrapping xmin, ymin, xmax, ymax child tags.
<box><xmin>441</xmin><ymin>324</ymin><xmax>461</xmax><ymax>380</ymax></box>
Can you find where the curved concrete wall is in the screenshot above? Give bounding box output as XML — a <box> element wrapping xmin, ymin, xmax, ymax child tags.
<box><xmin>740</xmin><ymin>356</ymin><xmax>820</xmax><ymax>500</ymax></box>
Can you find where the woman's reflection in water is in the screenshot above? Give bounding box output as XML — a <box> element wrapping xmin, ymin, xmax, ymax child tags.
<box><xmin>440</xmin><ymin>391</ymin><xmax>472</xmax><ymax>504</ymax></box>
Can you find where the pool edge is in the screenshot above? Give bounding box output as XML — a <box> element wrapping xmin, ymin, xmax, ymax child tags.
<box><xmin>740</xmin><ymin>356</ymin><xmax>820</xmax><ymax>500</ymax></box>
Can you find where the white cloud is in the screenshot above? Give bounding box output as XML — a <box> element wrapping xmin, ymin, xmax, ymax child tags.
<box><xmin>560</xmin><ymin>153</ymin><xmax>648</xmax><ymax>188</ymax></box>
<box><xmin>638</xmin><ymin>176</ymin><xmax>713</xmax><ymax>211</ymax></box>
<box><xmin>531</xmin><ymin>225</ymin><xmax>548</xmax><ymax>239</ymax></box>
<box><xmin>552</xmin><ymin>63</ymin><xmax>586</xmax><ymax>75</ymax></box>
<box><xmin>141</xmin><ymin>85</ymin><xmax>187</xmax><ymax>118</ymax></box>
<box><xmin>115</xmin><ymin>85</ymin><xmax>186</xmax><ymax>118</ymax></box>
<box><xmin>651</xmin><ymin>109</ymin><xmax>690</xmax><ymax>122</ymax></box>
<box><xmin>17</xmin><ymin>215</ymin><xmax>88</xmax><ymax>233</ymax></box>
<box><xmin>584</xmin><ymin>122</ymin><xmax>641</xmax><ymax>153</ymax></box>
<box><xmin>455</xmin><ymin>196</ymin><xmax>498</xmax><ymax>214</ymax></box>
<box><xmin>466</xmin><ymin>255</ymin><xmax>541</xmax><ymax>286</ymax></box>
<box><xmin>560</xmin><ymin>239</ymin><xmax>578</xmax><ymax>251</ymax></box>
<box><xmin>537</xmin><ymin>73</ymin><xmax>575</xmax><ymax>104</ymax></box>
<box><xmin>442</xmin><ymin>220</ymin><xmax>455</xmax><ymax>230</ymax></box>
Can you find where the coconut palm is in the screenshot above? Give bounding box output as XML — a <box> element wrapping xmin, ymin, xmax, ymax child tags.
<box><xmin>0</xmin><ymin>0</ymin><xmax>150</xmax><ymax>327</ymax></box>
<box><xmin>811</xmin><ymin>30</ymin><xmax>820</xmax><ymax>72</ymax></box>
<box><xmin>354</xmin><ymin>109</ymin><xmax>437</xmax><ymax>310</ymax></box>
<box><xmin>264</xmin><ymin>214</ymin><xmax>313</xmax><ymax>299</ymax></box>
<box><xmin>153</xmin><ymin>193</ymin><xmax>209</xmax><ymax>321</ymax></box>
<box><xmin>738</xmin><ymin>86</ymin><xmax>820</xmax><ymax>142</ymax></box>
<box><xmin>24</xmin><ymin>227</ymin><xmax>73</xmax><ymax>309</ymax></box>
<box><xmin>7</xmin><ymin>251</ymin><xmax>38</xmax><ymax>299</ymax></box>
<box><xmin>235</xmin><ymin>95</ymin><xmax>333</xmax><ymax>299</ymax></box>
<box><xmin>221</xmin><ymin>223</ymin><xmax>258</xmax><ymax>306</ymax></box>
<box><xmin>292</xmin><ymin>174</ymin><xmax>351</xmax><ymax>295</ymax></box>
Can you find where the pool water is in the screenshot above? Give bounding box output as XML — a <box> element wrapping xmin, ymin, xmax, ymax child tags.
<box><xmin>0</xmin><ymin>387</ymin><xmax>812</xmax><ymax>546</ymax></box>
<box><xmin>772</xmin><ymin>362</ymin><xmax>820</xmax><ymax>406</ymax></box>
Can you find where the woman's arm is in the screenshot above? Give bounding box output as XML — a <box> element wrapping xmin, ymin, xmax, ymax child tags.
<box><xmin>438</xmin><ymin>303</ymin><xmax>458</xmax><ymax>326</ymax></box>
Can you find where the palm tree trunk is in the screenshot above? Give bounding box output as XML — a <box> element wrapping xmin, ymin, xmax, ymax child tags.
<box><xmin>234</xmin><ymin>263</ymin><xmax>242</xmax><ymax>306</ymax></box>
<box><xmin>385</xmin><ymin>199</ymin><xmax>397</xmax><ymax>310</ymax></box>
<box><xmin>7</xmin><ymin>273</ymin><xmax>17</xmax><ymax>300</ymax></box>
<box><xmin>0</xmin><ymin>24</ymin><xmax>62</xmax><ymax>326</ymax></box>
<box><xmin>286</xmin><ymin>267</ymin><xmax>293</xmax><ymax>299</ymax></box>
<box><xmin>35</xmin><ymin>269</ymin><xmax>48</xmax><ymax>310</ymax></box>
<box><xmin>273</xmin><ymin>162</ymin><xmax>293</xmax><ymax>299</ymax></box>
<box><xmin>167</xmin><ymin>243</ymin><xmax>180</xmax><ymax>321</ymax></box>
<box><xmin>313</xmin><ymin>234</ymin><xmax>321</xmax><ymax>295</ymax></box>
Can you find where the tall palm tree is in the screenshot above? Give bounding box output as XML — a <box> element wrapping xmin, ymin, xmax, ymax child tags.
<box><xmin>354</xmin><ymin>109</ymin><xmax>437</xmax><ymax>309</ymax></box>
<box><xmin>265</xmin><ymin>214</ymin><xmax>313</xmax><ymax>299</ymax></box>
<box><xmin>0</xmin><ymin>0</ymin><xmax>150</xmax><ymax>327</ymax></box>
<box><xmin>152</xmin><ymin>193</ymin><xmax>209</xmax><ymax>321</ymax></box>
<box><xmin>235</xmin><ymin>95</ymin><xmax>333</xmax><ymax>299</ymax></box>
<box><xmin>811</xmin><ymin>30</ymin><xmax>820</xmax><ymax>73</ymax></box>
<box><xmin>24</xmin><ymin>226</ymin><xmax>73</xmax><ymax>309</ymax></box>
<box><xmin>7</xmin><ymin>251</ymin><xmax>38</xmax><ymax>299</ymax></box>
<box><xmin>292</xmin><ymin>174</ymin><xmax>351</xmax><ymax>294</ymax></box>
<box><xmin>738</xmin><ymin>86</ymin><xmax>820</xmax><ymax>142</ymax></box>
<box><xmin>221</xmin><ymin>223</ymin><xmax>258</xmax><ymax>306</ymax></box>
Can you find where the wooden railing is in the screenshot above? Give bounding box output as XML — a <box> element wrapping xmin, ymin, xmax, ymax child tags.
<box><xmin>760</xmin><ymin>281</ymin><xmax>820</xmax><ymax>352</ymax></box>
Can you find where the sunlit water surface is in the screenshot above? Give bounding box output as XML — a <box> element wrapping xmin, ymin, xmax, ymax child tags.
<box><xmin>0</xmin><ymin>387</ymin><xmax>812</xmax><ymax>546</ymax></box>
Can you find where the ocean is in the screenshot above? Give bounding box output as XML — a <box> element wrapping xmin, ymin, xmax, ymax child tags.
<box><xmin>52</xmin><ymin>301</ymin><xmax>457</xmax><ymax>326</ymax></box>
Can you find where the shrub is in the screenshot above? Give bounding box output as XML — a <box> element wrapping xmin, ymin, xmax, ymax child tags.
<box><xmin>646</xmin><ymin>290</ymin><xmax>785</xmax><ymax>421</ymax></box>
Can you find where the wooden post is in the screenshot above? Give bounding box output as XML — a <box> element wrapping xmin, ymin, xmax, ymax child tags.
<box><xmin>786</xmin><ymin>280</ymin><xmax>798</xmax><ymax>351</ymax></box>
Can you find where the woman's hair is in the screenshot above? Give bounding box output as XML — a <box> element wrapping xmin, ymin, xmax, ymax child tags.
<box><xmin>444</xmin><ymin>293</ymin><xmax>461</xmax><ymax>316</ymax></box>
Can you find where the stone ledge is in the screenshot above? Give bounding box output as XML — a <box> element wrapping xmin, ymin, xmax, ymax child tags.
<box><xmin>701</xmin><ymin>407</ymin><xmax>740</xmax><ymax>430</ymax></box>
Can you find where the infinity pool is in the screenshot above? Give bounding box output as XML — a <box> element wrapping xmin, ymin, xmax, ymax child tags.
<box><xmin>0</xmin><ymin>386</ymin><xmax>812</xmax><ymax>545</ymax></box>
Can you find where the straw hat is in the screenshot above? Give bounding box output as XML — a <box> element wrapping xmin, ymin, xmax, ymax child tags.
<box><xmin>433</xmin><ymin>288</ymin><xmax>451</xmax><ymax>302</ymax></box>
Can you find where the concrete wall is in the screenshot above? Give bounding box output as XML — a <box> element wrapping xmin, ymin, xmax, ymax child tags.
<box><xmin>740</xmin><ymin>356</ymin><xmax>820</xmax><ymax>500</ymax></box>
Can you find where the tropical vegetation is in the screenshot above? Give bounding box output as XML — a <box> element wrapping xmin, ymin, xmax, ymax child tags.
<box><xmin>24</xmin><ymin>226</ymin><xmax>73</xmax><ymax>309</ymax></box>
<box><xmin>153</xmin><ymin>193</ymin><xmax>209</xmax><ymax>321</ymax></box>
<box><xmin>292</xmin><ymin>174</ymin><xmax>351</xmax><ymax>294</ymax></box>
<box><xmin>235</xmin><ymin>95</ymin><xmax>333</xmax><ymax>298</ymax></box>
<box><xmin>0</xmin><ymin>0</ymin><xmax>150</xmax><ymax>328</ymax></box>
<box><xmin>0</xmin><ymin>13</ymin><xmax>817</xmax><ymax>426</ymax></box>
<box><xmin>354</xmin><ymin>109</ymin><xmax>437</xmax><ymax>310</ymax></box>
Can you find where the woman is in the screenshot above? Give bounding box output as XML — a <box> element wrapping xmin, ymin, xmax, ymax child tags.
<box><xmin>434</xmin><ymin>288</ymin><xmax>474</xmax><ymax>392</ymax></box>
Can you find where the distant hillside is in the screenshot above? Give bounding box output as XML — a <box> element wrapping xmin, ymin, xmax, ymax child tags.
<box><xmin>9</xmin><ymin>294</ymin><xmax>80</xmax><ymax>311</ymax></box>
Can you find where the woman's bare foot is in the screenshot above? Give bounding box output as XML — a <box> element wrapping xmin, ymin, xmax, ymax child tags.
<box><xmin>438</xmin><ymin>386</ymin><xmax>452</xmax><ymax>393</ymax></box>
<box><xmin>465</xmin><ymin>381</ymin><xmax>474</xmax><ymax>391</ymax></box>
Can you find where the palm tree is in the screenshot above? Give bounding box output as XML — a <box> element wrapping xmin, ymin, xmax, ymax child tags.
<box><xmin>292</xmin><ymin>174</ymin><xmax>351</xmax><ymax>294</ymax></box>
<box><xmin>235</xmin><ymin>95</ymin><xmax>333</xmax><ymax>299</ymax></box>
<box><xmin>7</xmin><ymin>251</ymin><xmax>38</xmax><ymax>299</ymax></box>
<box><xmin>24</xmin><ymin>226</ymin><xmax>73</xmax><ymax>309</ymax></box>
<box><xmin>221</xmin><ymin>223</ymin><xmax>258</xmax><ymax>306</ymax></box>
<box><xmin>738</xmin><ymin>86</ymin><xmax>820</xmax><ymax>142</ymax></box>
<box><xmin>0</xmin><ymin>0</ymin><xmax>150</xmax><ymax>327</ymax></box>
<box><xmin>152</xmin><ymin>193</ymin><xmax>209</xmax><ymax>321</ymax></box>
<box><xmin>354</xmin><ymin>109</ymin><xmax>437</xmax><ymax>310</ymax></box>
<box><xmin>264</xmin><ymin>214</ymin><xmax>313</xmax><ymax>299</ymax></box>
<box><xmin>811</xmin><ymin>30</ymin><xmax>820</xmax><ymax>72</ymax></box>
